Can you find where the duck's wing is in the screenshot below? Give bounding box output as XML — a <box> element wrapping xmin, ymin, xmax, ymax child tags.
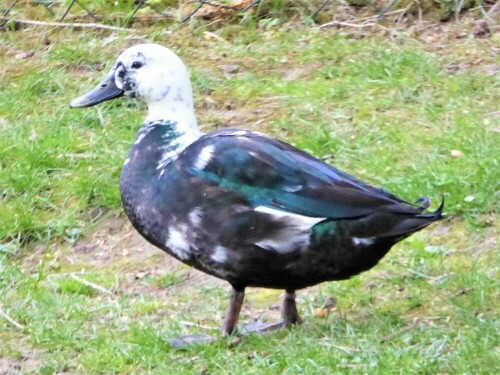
<box><xmin>182</xmin><ymin>129</ymin><xmax>428</xmax><ymax>220</ymax></box>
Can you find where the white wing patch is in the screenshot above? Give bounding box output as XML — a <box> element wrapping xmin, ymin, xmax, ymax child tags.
<box><xmin>353</xmin><ymin>237</ymin><xmax>375</xmax><ymax>246</ymax></box>
<box><xmin>211</xmin><ymin>246</ymin><xmax>228</xmax><ymax>263</ymax></box>
<box><xmin>253</xmin><ymin>206</ymin><xmax>325</xmax><ymax>253</ymax></box>
<box><xmin>194</xmin><ymin>145</ymin><xmax>215</xmax><ymax>170</ymax></box>
<box><xmin>165</xmin><ymin>224</ymin><xmax>191</xmax><ymax>260</ymax></box>
<box><xmin>188</xmin><ymin>207</ymin><xmax>203</xmax><ymax>227</ymax></box>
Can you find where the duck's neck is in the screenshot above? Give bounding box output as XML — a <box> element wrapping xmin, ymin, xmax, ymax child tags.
<box><xmin>146</xmin><ymin>100</ymin><xmax>201</xmax><ymax>136</ymax></box>
<box><xmin>122</xmin><ymin>102</ymin><xmax>202</xmax><ymax>179</ymax></box>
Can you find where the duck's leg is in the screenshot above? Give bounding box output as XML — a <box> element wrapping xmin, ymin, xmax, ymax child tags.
<box><xmin>239</xmin><ymin>289</ymin><xmax>302</xmax><ymax>335</ymax></box>
<box><xmin>170</xmin><ymin>287</ymin><xmax>245</xmax><ymax>347</ymax></box>
<box><xmin>282</xmin><ymin>289</ymin><xmax>303</xmax><ymax>327</ymax></box>
<box><xmin>221</xmin><ymin>287</ymin><xmax>245</xmax><ymax>336</ymax></box>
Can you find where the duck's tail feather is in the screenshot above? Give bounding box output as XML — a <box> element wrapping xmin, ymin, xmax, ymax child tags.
<box><xmin>387</xmin><ymin>197</ymin><xmax>444</xmax><ymax>239</ymax></box>
<box><xmin>414</xmin><ymin>196</ymin><xmax>431</xmax><ymax>210</ymax></box>
<box><xmin>417</xmin><ymin>197</ymin><xmax>444</xmax><ymax>218</ymax></box>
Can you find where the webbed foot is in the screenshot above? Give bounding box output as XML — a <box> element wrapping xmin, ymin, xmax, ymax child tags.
<box><xmin>240</xmin><ymin>321</ymin><xmax>286</xmax><ymax>335</ymax></box>
<box><xmin>169</xmin><ymin>334</ymin><xmax>217</xmax><ymax>349</ymax></box>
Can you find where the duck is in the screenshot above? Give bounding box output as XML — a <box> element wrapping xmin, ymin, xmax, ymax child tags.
<box><xmin>70</xmin><ymin>43</ymin><xmax>443</xmax><ymax>336</ymax></box>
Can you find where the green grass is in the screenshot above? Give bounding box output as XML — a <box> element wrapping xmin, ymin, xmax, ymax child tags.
<box><xmin>0</xmin><ymin>14</ymin><xmax>499</xmax><ymax>375</ymax></box>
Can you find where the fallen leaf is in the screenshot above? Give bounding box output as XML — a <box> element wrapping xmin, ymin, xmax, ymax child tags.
<box><xmin>315</xmin><ymin>308</ymin><xmax>327</xmax><ymax>318</ymax></box>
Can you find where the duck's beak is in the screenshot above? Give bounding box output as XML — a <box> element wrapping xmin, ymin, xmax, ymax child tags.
<box><xmin>70</xmin><ymin>71</ymin><xmax>124</xmax><ymax>108</ymax></box>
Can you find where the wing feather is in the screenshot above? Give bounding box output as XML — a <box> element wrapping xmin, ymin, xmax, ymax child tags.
<box><xmin>183</xmin><ymin>130</ymin><xmax>423</xmax><ymax>220</ymax></box>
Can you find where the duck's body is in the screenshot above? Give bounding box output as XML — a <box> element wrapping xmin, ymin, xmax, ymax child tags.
<box><xmin>71</xmin><ymin>43</ymin><xmax>443</xmax><ymax>335</ymax></box>
<box><xmin>120</xmin><ymin>122</ymin><xmax>440</xmax><ymax>291</ymax></box>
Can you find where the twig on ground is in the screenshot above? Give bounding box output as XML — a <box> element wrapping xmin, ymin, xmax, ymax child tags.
<box><xmin>374</xmin><ymin>23</ymin><xmax>405</xmax><ymax>36</ymax></box>
<box><xmin>319</xmin><ymin>21</ymin><xmax>375</xmax><ymax>29</ymax></box>
<box><xmin>407</xmin><ymin>268</ymin><xmax>430</xmax><ymax>279</ymax></box>
<box><xmin>0</xmin><ymin>305</ymin><xmax>25</xmax><ymax>330</ymax></box>
<box><xmin>70</xmin><ymin>273</ymin><xmax>113</xmax><ymax>295</ymax></box>
<box><xmin>318</xmin><ymin>9</ymin><xmax>410</xmax><ymax>29</ymax></box>
<box><xmin>0</xmin><ymin>17</ymin><xmax>136</xmax><ymax>32</ymax></box>
<box><xmin>343</xmin><ymin>9</ymin><xmax>407</xmax><ymax>23</ymax></box>
<box><xmin>429</xmin><ymin>273</ymin><xmax>455</xmax><ymax>284</ymax></box>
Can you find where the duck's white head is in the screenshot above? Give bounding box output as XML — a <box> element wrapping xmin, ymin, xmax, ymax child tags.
<box><xmin>71</xmin><ymin>43</ymin><xmax>199</xmax><ymax>132</ymax></box>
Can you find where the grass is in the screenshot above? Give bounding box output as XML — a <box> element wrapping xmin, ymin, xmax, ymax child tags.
<box><xmin>1</xmin><ymin>11</ymin><xmax>499</xmax><ymax>375</ymax></box>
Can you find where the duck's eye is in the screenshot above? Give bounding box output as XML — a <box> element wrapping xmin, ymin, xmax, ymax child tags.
<box><xmin>131</xmin><ymin>61</ymin><xmax>144</xmax><ymax>69</ymax></box>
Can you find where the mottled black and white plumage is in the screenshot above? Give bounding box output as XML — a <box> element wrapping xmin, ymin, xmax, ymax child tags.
<box><xmin>71</xmin><ymin>43</ymin><xmax>443</xmax><ymax>336</ymax></box>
